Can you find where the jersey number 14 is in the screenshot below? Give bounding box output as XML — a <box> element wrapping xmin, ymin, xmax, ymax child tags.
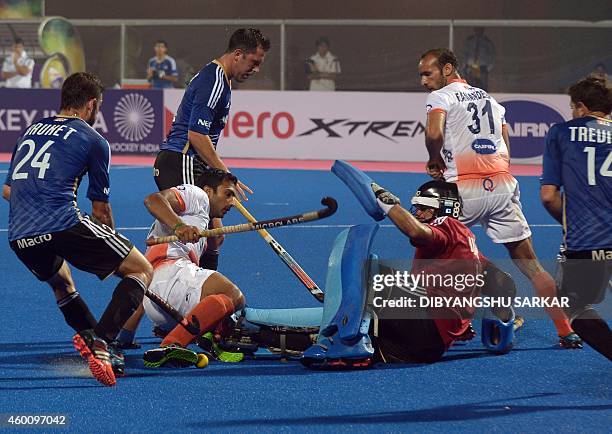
<box><xmin>11</xmin><ymin>139</ymin><xmax>54</xmax><ymax>180</ymax></box>
<box><xmin>583</xmin><ymin>147</ymin><xmax>612</xmax><ymax>186</ymax></box>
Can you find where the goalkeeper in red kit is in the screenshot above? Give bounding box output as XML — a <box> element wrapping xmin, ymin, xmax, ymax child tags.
<box><xmin>371</xmin><ymin>180</ymin><xmax>518</xmax><ymax>363</ymax></box>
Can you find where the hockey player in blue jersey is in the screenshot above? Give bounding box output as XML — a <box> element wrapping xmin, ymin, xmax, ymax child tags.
<box><xmin>153</xmin><ymin>27</ymin><xmax>270</xmax><ymax>271</ymax></box>
<box><xmin>540</xmin><ymin>76</ymin><xmax>612</xmax><ymax>361</ymax></box>
<box><xmin>3</xmin><ymin>72</ymin><xmax>154</xmax><ymax>385</ymax></box>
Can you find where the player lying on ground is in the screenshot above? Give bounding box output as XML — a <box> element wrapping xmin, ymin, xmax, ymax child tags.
<box><xmin>117</xmin><ymin>169</ymin><xmax>246</xmax><ymax>367</ymax></box>
<box><xmin>418</xmin><ymin>48</ymin><xmax>581</xmax><ymax>349</ymax></box>
<box><xmin>215</xmin><ymin>179</ymin><xmax>522</xmax><ymax>365</ymax></box>
<box><xmin>366</xmin><ymin>179</ymin><xmax>520</xmax><ymax>362</ymax></box>
<box><xmin>3</xmin><ymin>72</ymin><xmax>153</xmax><ymax>386</ymax></box>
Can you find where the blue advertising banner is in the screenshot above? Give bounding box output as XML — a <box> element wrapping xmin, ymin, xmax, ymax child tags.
<box><xmin>0</xmin><ymin>88</ymin><xmax>164</xmax><ymax>154</ymax></box>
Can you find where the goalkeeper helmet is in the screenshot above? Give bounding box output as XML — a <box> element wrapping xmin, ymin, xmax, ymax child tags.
<box><xmin>411</xmin><ymin>180</ymin><xmax>462</xmax><ymax>221</ymax></box>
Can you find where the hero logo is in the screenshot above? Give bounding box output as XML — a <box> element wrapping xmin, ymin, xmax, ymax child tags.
<box><xmin>113</xmin><ymin>93</ymin><xmax>155</xmax><ymax>141</ymax></box>
<box><xmin>223</xmin><ymin>111</ymin><xmax>294</xmax><ymax>139</ymax></box>
<box><xmin>502</xmin><ymin>100</ymin><xmax>565</xmax><ymax>158</ymax></box>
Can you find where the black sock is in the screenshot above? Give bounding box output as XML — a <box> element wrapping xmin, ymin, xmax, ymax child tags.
<box><xmin>200</xmin><ymin>251</ymin><xmax>219</xmax><ymax>271</ymax></box>
<box><xmin>95</xmin><ymin>276</ymin><xmax>145</xmax><ymax>342</ymax></box>
<box><xmin>57</xmin><ymin>292</ymin><xmax>97</xmax><ymax>333</ymax></box>
<box><xmin>571</xmin><ymin>310</ymin><xmax>612</xmax><ymax>361</ymax></box>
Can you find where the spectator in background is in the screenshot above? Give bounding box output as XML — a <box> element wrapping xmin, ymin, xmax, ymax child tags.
<box><xmin>592</xmin><ymin>63</ymin><xmax>609</xmax><ymax>81</ymax></box>
<box><xmin>462</xmin><ymin>27</ymin><xmax>495</xmax><ymax>91</ymax></box>
<box><xmin>306</xmin><ymin>37</ymin><xmax>341</xmax><ymax>91</ymax></box>
<box><xmin>147</xmin><ymin>40</ymin><xmax>178</xmax><ymax>89</ymax></box>
<box><xmin>1</xmin><ymin>38</ymin><xmax>34</xmax><ymax>88</ymax></box>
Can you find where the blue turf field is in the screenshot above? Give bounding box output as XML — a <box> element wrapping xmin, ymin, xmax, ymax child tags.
<box><xmin>0</xmin><ymin>163</ymin><xmax>610</xmax><ymax>433</ymax></box>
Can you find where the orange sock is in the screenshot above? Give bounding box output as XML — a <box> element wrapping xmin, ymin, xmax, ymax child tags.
<box><xmin>162</xmin><ymin>294</ymin><xmax>235</xmax><ymax>348</ymax></box>
<box><xmin>530</xmin><ymin>271</ymin><xmax>573</xmax><ymax>336</ymax></box>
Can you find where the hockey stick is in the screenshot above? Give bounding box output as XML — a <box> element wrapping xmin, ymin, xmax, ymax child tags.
<box><xmin>144</xmin><ymin>288</ymin><xmax>200</xmax><ymax>336</ymax></box>
<box><xmin>146</xmin><ymin>197</ymin><xmax>337</xmax><ymax>246</ymax></box>
<box><xmin>233</xmin><ymin>199</ymin><xmax>325</xmax><ymax>303</ymax></box>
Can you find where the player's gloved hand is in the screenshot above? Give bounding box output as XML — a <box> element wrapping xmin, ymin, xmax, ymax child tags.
<box><xmin>426</xmin><ymin>155</ymin><xmax>446</xmax><ymax>180</ymax></box>
<box><xmin>174</xmin><ymin>223</ymin><xmax>201</xmax><ymax>243</ymax></box>
<box><xmin>371</xmin><ymin>182</ymin><xmax>400</xmax><ymax>215</ymax></box>
<box><xmin>236</xmin><ymin>180</ymin><xmax>253</xmax><ymax>201</ymax></box>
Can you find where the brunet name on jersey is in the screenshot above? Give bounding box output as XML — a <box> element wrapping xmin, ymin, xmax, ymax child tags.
<box><xmin>6</xmin><ymin>116</ymin><xmax>111</xmax><ymax>241</ymax></box>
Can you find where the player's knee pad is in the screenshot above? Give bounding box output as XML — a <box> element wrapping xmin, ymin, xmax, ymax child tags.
<box><xmin>122</xmin><ymin>275</ymin><xmax>146</xmax><ymax>306</ymax></box>
<box><xmin>481</xmin><ymin>309</ymin><xmax>515</xmax><ymax>354</ymax></box>
<box><xmin>301</xmin><ymin>224</ymin><xmax>378</xmax><ymax>369</ymax></box>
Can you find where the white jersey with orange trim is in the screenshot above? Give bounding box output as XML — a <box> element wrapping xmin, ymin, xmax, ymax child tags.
<box><xmin>426</xmin><ymin>80</ymin><xmax>509</xmax><ymax>182</ymax></box>
<box><xmin>145</xmin><ymin>184</ymin><xmax>210</xmax><ymax>268</ymax></box>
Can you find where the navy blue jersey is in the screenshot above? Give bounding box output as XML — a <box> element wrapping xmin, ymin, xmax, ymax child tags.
<box><xmin>161</xmin><ymin>60</ymin><xmax>231</xmax><ymax>156</ymax></box>
<box><xmin>147</xmin><ymin>55</ymin><xmax>178</xmax><ymax>89</ymax></box>
<box><xmin>6</xmin><ymin>116</ymin><xmax>111</xmax><ymax>241</ymax></box>
<box><xmin>541</xmin><ymin>116</ymin><xmax>612</xmax><ymax>250</ymax></box>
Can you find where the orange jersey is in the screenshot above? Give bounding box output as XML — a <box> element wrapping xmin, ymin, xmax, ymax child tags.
<box><xmin>426</xmin><ymin>80</ymin><xmax>510</xmax><ymax>181</ymax></box>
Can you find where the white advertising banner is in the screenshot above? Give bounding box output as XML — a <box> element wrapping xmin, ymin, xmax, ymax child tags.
<box><xmin>164</xmin><ymin>90</ymin><xmax>571</xmax><ymax>164</ymax></box>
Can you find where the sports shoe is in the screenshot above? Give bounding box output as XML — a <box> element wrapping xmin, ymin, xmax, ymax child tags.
<box><xmin>72</xmin><ymin>330</ymin><xmax>116</xmax><ymax>387</ymax></box>
<box><xmin>107</xmin><ymin>342</ymin><xmax>126</xmax><ymax>376</ymax></box>
<box><xmin>559</xmin><ymin>332</ymin><xmax>583</xmax><ymax>349</ymax></box>
<box><xmin>143</xmin><ymin>344</ymin><xmax>199</xmax><ymax>368</ymax></box>
<box><xmin>198</xmin><ymin>332</ymin><xmax>244</xmax><ymax>363</ymax></box>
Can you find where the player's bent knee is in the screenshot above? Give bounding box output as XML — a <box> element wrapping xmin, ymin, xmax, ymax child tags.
<box><xmin>118</xmin><ymin>248</ymin><xmax>153</xmax><ymax>285</ymax></box>
<box><xmin>217</xmin><ymin>282</ymin><xmax>243</xmax><ymax>310</ymax></box>
<box><xmin>140</xmin><ymin>261</ymin><xmax>154</xmax><ymax>286</ymax></box>
<box><xmin>233</xmin><ymin>291</ymin><xmax>245</xmax><ymax>311</ymax></box>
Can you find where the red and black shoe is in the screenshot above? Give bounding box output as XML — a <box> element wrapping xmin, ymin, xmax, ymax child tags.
<box><xmin>72</xmin><ymin>330</ymin><xmax>116</xmax><ymax>387</ymax></box>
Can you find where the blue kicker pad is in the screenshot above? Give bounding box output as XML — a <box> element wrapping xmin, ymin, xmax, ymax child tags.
<box><xmin>302</xmin><ymin>223</ymin><xmax>379</xmax><ymax>365</ymax></box>
<box><xmin>481</xmin><ymin>309</ymin><xmax>516</xmax><ymax>354</ymax></box>
<box><xmin>242</xmin><ymin>307</ymin><xmax>323</xmax><ymax>328</ymax></box>
<box><xmin>240</xmin><ymin>308</ymin><xmax>323</xmax><ymax>360</ymax></box>
<box><xmin>331</xmin><ymin>160</ymin><xmax>386</xmax><ymax>222</ymax></box>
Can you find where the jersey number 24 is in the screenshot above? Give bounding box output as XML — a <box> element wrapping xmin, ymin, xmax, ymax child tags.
<box><xmin>11</xmin><ymin>139</ymin><xmax>54</xmax><ymax>180</ymax></box>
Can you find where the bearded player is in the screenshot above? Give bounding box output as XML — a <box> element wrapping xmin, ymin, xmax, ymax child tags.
<box><xmin>417</xmin><ymin>48</ymin><xmax>581</xmax><ymax>348</ymax></box>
